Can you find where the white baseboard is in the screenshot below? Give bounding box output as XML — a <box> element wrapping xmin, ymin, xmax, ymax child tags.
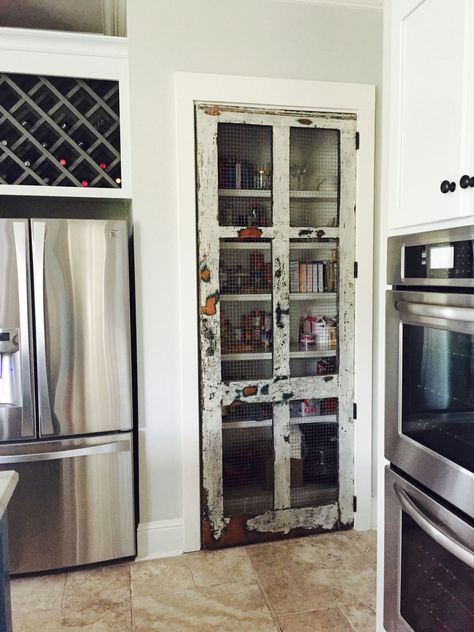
<box><xmin>136</xmin><ymin>518</ymin><xmax>185</xmax><ymax>560</ymax></box>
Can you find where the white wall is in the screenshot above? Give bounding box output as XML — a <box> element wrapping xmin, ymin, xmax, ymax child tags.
<box><xmin>127</xmin><ymin>0</ymin><xmax>383</xmax><ymax>556</ymax></box>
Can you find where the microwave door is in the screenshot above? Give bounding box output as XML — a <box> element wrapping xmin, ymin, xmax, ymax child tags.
<box><xmin>32</xmin><ymin>219</ymin><xmax>133</xmax><ymax>438</ymax></box>
<box><xmin>0</xmin><ymin>219</ymin><xmax>35</xmax><ymax>441</ymax></box>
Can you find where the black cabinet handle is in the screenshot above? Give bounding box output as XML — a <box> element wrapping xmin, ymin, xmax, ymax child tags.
<box><xmin>460</xmin><ymin>174</ymin><xmax>474</xmax><ymax>188</ymax></box>
<box><xmin>441</xmin><ymin>180</ymin><xmax>456</xmax><ymax>193</ymax></box>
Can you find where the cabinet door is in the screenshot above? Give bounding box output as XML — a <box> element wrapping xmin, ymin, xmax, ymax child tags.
<box><xmin>195</xmin><ymin>105</ymin><xmax>356</xmax><ymax>548</ymax></box>
<box><xmin>387</xmin><ymin>0</ymin><xmax>471</xmax><ymax>229</ymax></box>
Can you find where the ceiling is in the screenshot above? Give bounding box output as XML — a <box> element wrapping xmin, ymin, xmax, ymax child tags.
<box><xmin>0</xmin><ymin>0</ymin><xmax>127</xmax><ymax>36</ymax></box>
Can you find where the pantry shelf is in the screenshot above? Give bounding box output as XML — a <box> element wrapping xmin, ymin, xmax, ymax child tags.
<box><xmin>222</xmin><ymin>352</ymin><xmax>272</xmax><ymax>361</ymax></box>
<box><xmin>290</xmin><ymin>190</ymin><xmax>337</xmax><ymax>200</ymax></box>
<box><xmin>219</xmin><ymin>189</ymin><xmax>271</xmax><ymax>198</ymax></box>
<box><xmin>223</xmin><ymin>419</ymin><xmax>273</xmax><ymax>429</ymax></box>
<box><xmin>289</xmin><ymin>345</ymin><xmax>337</xmax><ymax>359</ymax></box>
<box><xmin>290</xmin><ymin>414</ymin><xmax>337</xmax><ymax>425</ymax></box>
<box><xmin>220</xmin><ymin>294</ymin><xmax>272</xmax><ymax>302</ymax></box>
<box><xmin>290</xmin><ymin>292</ymin><xmax>337</xmax><ymax>301</ymax></box>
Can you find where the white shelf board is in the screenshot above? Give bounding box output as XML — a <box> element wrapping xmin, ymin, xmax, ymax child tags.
<box><xmin>221</xmin><ymin>294</ymin><xmax>272</xmax><ymax>302</ymax></box>
<box><xmin>290</xmin><ymin>190</ymin><xmax>337</xmax><ymax>200</ymax></box>
<box><xmin>289</xmin><ymin>345</ymin><xmax>337</xmax><ymax>359</ymax></box>
<box><xmin>289</xmin><ymin>241</ymin><xmax>337</xmax><ymax>250</ymax></box>
<box><xmin>220</xmin><ymin>241</ymin><xmax>271</xmax><ymax>250</ymax></box>
<box><xmin>222</xmin><ymin>351</ymin><xmax>272</xmax><ymax>361</ymax></box>
<box><xmin>219</xmin><ymin>188</ymin><xmax>271</xmax><ymax>198</ymax></box>
<box><xmin>289</xmin><ymin>292</ymin><xmax>336</xmax><ymax>300</ymax></box>
<box><xmin>222</xmin><ymin>419</ymin><xmax>273</xmax><ymax>429</ymax></box>
<box><xmin>290</xmin><ymin>414</ymin><xmax>337</xmax><ymax>425</ymax></box>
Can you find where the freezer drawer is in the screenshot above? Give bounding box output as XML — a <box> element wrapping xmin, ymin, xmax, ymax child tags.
<box><xmin>0</xmin><ymin>433</ymin><xmax>135</xmax><ymax>574</ymax></box>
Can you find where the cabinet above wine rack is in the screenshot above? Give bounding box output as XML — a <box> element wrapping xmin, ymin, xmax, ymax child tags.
<box><xmin>0</xmin><ymin>72</ymin><xmax>121</xmax><ymax>189</ymax></box>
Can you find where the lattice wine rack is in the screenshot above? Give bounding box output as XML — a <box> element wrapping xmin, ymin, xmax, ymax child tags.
<box><xmin>0</xmin><ymin>72</ymin><xmax>121</xmax><ymax>188</ymax></box>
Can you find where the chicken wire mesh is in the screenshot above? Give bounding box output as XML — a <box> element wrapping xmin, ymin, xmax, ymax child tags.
<box><xmin>222</xmin><ymin>401</ymin><xmax>274</xmax><ymax>517</ymax></box>
<box><xmin>289</xmin><ymin>398</ymin><xmax>339</xmax><ymax>509</ymax></box>
<box><xmin>289</xmin><ymin>240</ymin><xmax>338</xmax><ymax>377</ymax></box>
<box><xmin>217</xmin><ymin>122</ymin><xmax>273</xmax><ymax>226</ymax></box>
<box><xmin>289</xmin><ymin>127</ymin><xmax>339</xmax><ymax>227</ymax></box>
<box><xmin>220</xmin><ymin>239</ymin><xmax>273</xmax><ymax>382</ymax></box>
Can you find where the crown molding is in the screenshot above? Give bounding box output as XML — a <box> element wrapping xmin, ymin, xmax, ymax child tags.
<box><xmin>274</xmin><ymin>0</ymin><xmax>383</xmax><ymax>9</ymax></box>
<box><xmin>103</xmin><ymin>0</ymin><xmax>127</xmax><ymax>36</ymax></box>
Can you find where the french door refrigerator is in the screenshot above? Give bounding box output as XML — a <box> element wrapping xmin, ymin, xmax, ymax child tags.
<box><xmin>0</xmin><ymin>217</ymin><xmax>135</xmax><ymax>574</ymax></box>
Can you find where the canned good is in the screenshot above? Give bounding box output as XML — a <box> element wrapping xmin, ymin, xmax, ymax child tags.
<box><xmin>300</xmin><ymin>333</ymin><xmax>315</xmax><ymax>346</ymax></box>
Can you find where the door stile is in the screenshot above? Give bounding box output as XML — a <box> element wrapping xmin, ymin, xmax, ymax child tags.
<box><xmin>272</xmin><ymin>124</ymin><xmax>291</xmax><ymax>510</ymax></box>
<box><xmin>337</xmin><ymin>123</ymin><xmax>357</xmax><ymax>526</ymax></box>
<box><xmin>196</xmin><ymin>108</ymin><xmax>227</xmax><ymax>539</ymax></box>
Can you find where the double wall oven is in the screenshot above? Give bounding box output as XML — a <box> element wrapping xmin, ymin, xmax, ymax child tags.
<box><xmin>385</xmin><ymin>227</ymin><xmax>474</xmax><ymax>632</ymax></box>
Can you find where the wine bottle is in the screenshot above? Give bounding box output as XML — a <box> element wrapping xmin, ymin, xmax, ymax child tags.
<box><xmin>81</xmin><ymin>180</ymin><xmax>89</xmax><ymax>187</ymax></box>
<box><xmin>59</xmin><ymin>158</ymin><xmax>67</xmax><ymax>167</ymax></box>
<box><xmin>99</xmin><ymin>162</ymin><xmax>107</xmax><ymax>170</ymax></box>
<box><xmin>20</xmin><ymin>119</ymin><xmax>31</xmax><ymax>129</ymax></box>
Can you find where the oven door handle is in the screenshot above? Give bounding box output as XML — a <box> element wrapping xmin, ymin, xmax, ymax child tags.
<box><xmin>394</xmin><ymin>484</ymin><xmax>474</xmax><ymax>569</ymax></box>
<box><xmin>395</xmin><ymin>301</ymin><xmax>474</xmax><ymax>324</ymax></box>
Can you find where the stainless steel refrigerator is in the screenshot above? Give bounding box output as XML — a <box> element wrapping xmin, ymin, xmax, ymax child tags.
<box><xmin>0</xmin><ymin>217</ymin><xmax>135</xmax><ymax>574</ymax></box>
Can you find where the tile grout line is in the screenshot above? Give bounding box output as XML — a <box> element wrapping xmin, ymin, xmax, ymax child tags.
<box><xmin>243</xmin><ymin>546</ymin><xmax>282</xmax><ymax>631</ymax></box>
<box><xmin>338</xmin><ymin>605</ymin><xmax>359</xmax><ymax>632</ymax></box>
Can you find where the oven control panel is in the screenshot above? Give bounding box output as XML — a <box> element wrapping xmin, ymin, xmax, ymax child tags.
<box><xmin>388</xmin><ymin>227</ymin><xmax>474</xmax><ymax>286</ymax></box>
<box><xmin>404</xmin><ymin>240</ymin><xmax>473</xmax><ymax>279</ymax></box>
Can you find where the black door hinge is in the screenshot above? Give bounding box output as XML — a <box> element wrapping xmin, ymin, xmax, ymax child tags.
<box><xmin>353</xmin><ymin>402</ymin><xmax>357</xmax><ymax>420</ymax></box>
<box><xmin>353</xmin><ymin>495</ymin><xmax>357</xmax><ymax>512</ymax></box>
<box><xmin>354</xmin><ymin>261</ymin><xmax>358</xmax><ymax>278</ymax></box>
<box><xmin>355</xmin><ymin>132</ymin><xmax>360</xmax><ymax>150</ymax></box>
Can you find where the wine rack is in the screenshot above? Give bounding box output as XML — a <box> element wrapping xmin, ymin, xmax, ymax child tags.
<box><xmin>0</xmin><ymin>73</ymin><xmax>121</xmax><ymax>188</ymax></box>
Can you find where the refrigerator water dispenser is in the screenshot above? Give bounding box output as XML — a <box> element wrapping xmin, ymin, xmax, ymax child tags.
<box><xmin>0</xmin><ymin>328</ymin><xmax>20</xmax><ymax>407</ymax></box>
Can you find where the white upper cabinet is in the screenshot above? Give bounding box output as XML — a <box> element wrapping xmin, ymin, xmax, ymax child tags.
<box><xmin>386</xmin><ymin>0</ymin><xmax>474</xmax><ymax>230</ymax></box>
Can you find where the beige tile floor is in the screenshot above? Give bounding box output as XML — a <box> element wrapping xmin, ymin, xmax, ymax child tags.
<box><xmin>11</xmin><ymin>529</ymin><xmax>376</xmax><ymax>632</ymax></box>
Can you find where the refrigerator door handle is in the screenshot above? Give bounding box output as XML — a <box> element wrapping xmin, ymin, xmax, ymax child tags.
<box><xmin>13</xmin><ymin>221</ymin><xmax>35</xmax><ymax>438</ymax></box>
<box><xmin>32</xmin><ymin>221</ymin><xmax>53</xmax><ymax>435</ymax></box>
<box><xmin>0</xmin><ymin>439</ymin><xmax>130</xmax><ymax>464</ymax></box>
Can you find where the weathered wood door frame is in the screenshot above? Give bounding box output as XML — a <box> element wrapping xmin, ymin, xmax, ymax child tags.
<box><xmin>174</xmin><ymin>72</ymin><xmax>375</xmax><ymax>553</ymax></box>
<box><xmin>196</xmin><ymin>105</ymin><xmax>357</xmax><ymax>546</ymax></box>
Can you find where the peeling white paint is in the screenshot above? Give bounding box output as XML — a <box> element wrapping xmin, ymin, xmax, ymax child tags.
<box><xmin>247</xmin><ymin>504</ymin><xmax>340</xmax><ymax>534</ymax></box>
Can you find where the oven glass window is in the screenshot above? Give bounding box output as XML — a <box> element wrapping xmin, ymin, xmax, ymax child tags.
<box><xmin>402</xmin><ymin>325</ymin><xmax>474</xmax><ymax>472</ymax></box>
<box><xmin>401</xmin><ymin>512</ymin><xmax>474</xmax><ymax>631</ymax></box>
